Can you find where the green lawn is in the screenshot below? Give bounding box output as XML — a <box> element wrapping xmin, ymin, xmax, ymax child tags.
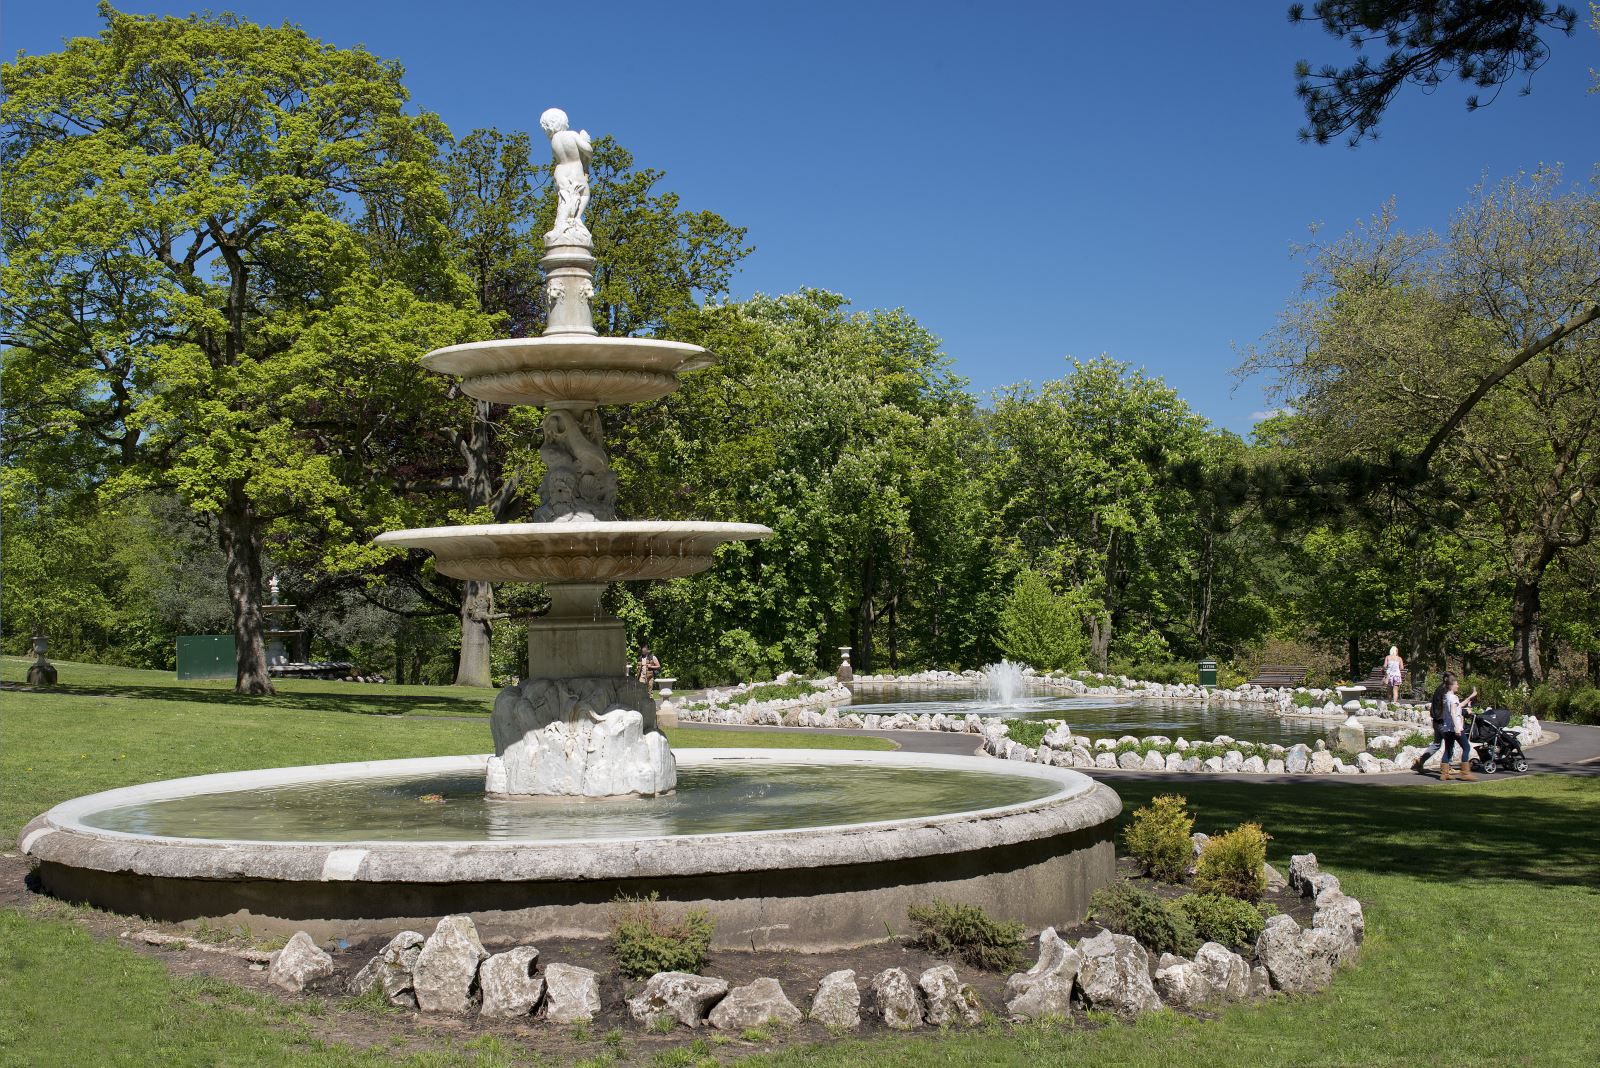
<box><xmin>2</xmin><ymin>659</ymin><xmax>1597</xmax><ymax>1065</ymax></box>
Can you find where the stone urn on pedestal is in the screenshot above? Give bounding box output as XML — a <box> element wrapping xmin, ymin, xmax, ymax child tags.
<box><xmin>836</xmin><ymin>646</ymin><xmax>853</xmax><ymax>682</ymax></box>
<box><xmin>376</xmin><ymin>108</ymin><xmax>770</xmax><ymax>800</ymax></box>
<box><xmin>1335</xmin><ymin>685</ymin><xmax>1367</xmax><ymax>753</ymax></box>
<box><xmin>26</xmin><ymin>634</ymin><xmax>57</xmax><ymax>686</ymax></box>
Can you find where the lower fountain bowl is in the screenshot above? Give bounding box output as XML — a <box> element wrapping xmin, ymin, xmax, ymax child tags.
<box><xmin>20</xmin><ymin>749</ymin><xmax>1120</xmax><ymax>950</ymax></box>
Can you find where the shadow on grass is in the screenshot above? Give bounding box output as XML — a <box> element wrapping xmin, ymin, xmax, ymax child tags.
<box><xmin>2</xmin><ymin>681</ymin><xmax>491</xmax><ymax>718</ymax></box>
<box><xmin>1110</xmin><ymin>776</ymin><xmax>1600</xmax><ymax>892</ymax></box>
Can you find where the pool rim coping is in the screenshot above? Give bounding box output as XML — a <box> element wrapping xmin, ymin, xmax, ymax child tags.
<box><xmin>19</xmin><ymin>748</ymin><xmax>1122</xmax><ymax>885</ymax></box>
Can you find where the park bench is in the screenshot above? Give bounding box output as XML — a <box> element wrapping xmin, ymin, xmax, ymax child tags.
<box><xmin>1246</xmin><ymin>664</ymin><xmax>1306</xmax><ymax>689</ymax></box>
<box><xmin>1357</xmin><ymin>665</ymin><xmax>1402</xmax><ymax>692</ymax></box>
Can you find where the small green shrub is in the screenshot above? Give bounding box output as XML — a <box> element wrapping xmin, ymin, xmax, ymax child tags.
<box><xmin>1003</xmin><ymin>721</ymin><xmax>1051</xmax><ymax>749</ymax></box>
<box><xmin>1194</xmin><ymin>823</ymin><xmax>1271</xmax><ymax>901</ymax></box>
<box><xmin>997</xmin><ymin>569</ymin><xmax>1089</xmax><ymax>671</ymax></box>
<box><xmin>906</xmin><ymin>900</ymin><xmax>1027</xmax><ymax>972</ymax></box>
<box><xmin>609</xmin><ymin>893</ymin><xmax>715</xmax><ymax>980</ymax></box>
<box><xmin>1171</xmin><ymin>892</ymin><xmax>1268</xmax><ymax>950</ymax></box>
<box><xmin>1122</xmin><ymin>794</ymin><xmax>1194</xmax><ymax>882</ymax></box>
<box><xmin>1521</xmin><ymin>683</ymin><xmax>1567</xmax><ymax>719</ymax></box>
<box><xmin>1088</xmin><ymin>881</ymin><xmax>1198</xmax><ymax>957</ymax></box>
<box><xmin>735</xmin><ymin>679</ymin><xmax>823</xmax><ymax>704</ymax></box>
<box><xmin>1461</xmin><ymin>675</ymin><xmax>1510</xmax><ymax>708</ymax></box>
<box><xmin>1563</xmin><ymin>686</ymin><xmax>1600</xmax><ymax>725</ymax></box>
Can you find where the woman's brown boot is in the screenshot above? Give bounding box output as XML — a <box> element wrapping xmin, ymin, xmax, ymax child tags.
<box><xmin>1457</xmin><ymin>761</ymin><xmax>1475</xmax><ymax>781</ymax></box>
<box><xmin>1439</xmin><ymin>761</ymin><xmax>1454</xmax><ymax>781</ymax></box>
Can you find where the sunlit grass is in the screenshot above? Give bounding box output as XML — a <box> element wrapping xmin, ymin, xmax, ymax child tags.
<box><xmin>3</xmin><ymin>658</ymin><xmax>1595</xmax><ymax>1064</ymax></box>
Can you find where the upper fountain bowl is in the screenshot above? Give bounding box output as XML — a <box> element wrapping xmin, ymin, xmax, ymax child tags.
<box><xmin>422</xmin><ymin>336</ymin><xmax>716</xmax><ymax>407</ymax></box>
<box><xmin>374</xmin><ymin>520</ymin><xmax>771</xmax><ymax>583</ymax></box>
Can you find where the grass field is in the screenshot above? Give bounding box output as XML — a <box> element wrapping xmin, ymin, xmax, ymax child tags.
<box><xmin>3</xmin><ymin>658</ymin><xmax>1598</xmax><ymax>1066</ymax></box>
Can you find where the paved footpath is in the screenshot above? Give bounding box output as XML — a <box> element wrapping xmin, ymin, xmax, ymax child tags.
<box><xmin>686</xmin><ymin>719</ymin><xmax>1600</xmax><ymax>785</ymax></box>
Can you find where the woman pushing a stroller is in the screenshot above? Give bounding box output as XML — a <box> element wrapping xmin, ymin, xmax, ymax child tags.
<box><xmin>1435</xmin><ymin>673</ymin><xmax>1477</xmax><ymax>782</ymax></box>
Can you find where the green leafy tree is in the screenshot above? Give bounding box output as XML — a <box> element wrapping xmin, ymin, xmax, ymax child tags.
<box><xmin>995</xmin><ymin>569</ymin><xmax>1088</xmax><ymax>671</ymax></box>
<box><xmin>1249</xmin><ymin>168</ymin><xmax>1600</xmax><ymax>684</ymax></box>
<box><xmin>608</xmin><ymin>290</ymin><xmax>988</xmax><ymax>681</ymax></box>
<box><xmin>1</xmin><ymin>4</ymin><xmax>471</xmax><ymax>692</ymax></box>
<box><xmin>989</xmin><ymin>358</ymin><xmax>1212</xmax><ymax>668</ymax></box>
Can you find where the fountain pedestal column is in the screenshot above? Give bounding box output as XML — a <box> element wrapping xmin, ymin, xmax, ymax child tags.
<box><xmin>528</xmin><ymin>584</ymin><xmax>626</xmax><ymax>679</ymax></box>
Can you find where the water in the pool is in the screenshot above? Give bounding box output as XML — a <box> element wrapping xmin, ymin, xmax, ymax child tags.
<box><xmin>79</xmin><ymin>762</ymin><xmax>1058</xmax><ymax>843</ymax></box>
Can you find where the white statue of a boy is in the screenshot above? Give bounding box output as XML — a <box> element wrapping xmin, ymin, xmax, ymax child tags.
<box><xmin>540</xmin><ymin>107</ymin><xmax>593</xmax><ymax>244</ymax></box>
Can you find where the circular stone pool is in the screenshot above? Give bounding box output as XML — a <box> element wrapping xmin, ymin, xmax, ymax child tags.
<box><xmin>21</xmin><ymin>749</ymin><xmax>1119</xmax><ymax>950</ymax></box>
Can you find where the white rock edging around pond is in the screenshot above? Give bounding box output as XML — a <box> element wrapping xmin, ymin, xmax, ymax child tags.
<box><xmin>672</xmin><ymin>670</ymin><xmax>1545</xmax><ymax>778</ymax></box>
<box><xmin>978</xmin><ymin>718</ymin><xmax>1545</xmax><ymax>777</ymax></box>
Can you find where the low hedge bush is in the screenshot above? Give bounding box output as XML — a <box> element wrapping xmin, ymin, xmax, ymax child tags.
<box><xmin>1088</xmin><ymin>881</ymin><xmax>1199</xmax><ymax>957</ymax></box>
<box><xmin>1003</xmin><ymin>721</ymin><xmax>1051</xmax><ymax>749</ymax></box>
<box><xmin>906</xmin><ymin>899</ymin><xmax>1027</xmax><ymax>972</ymax></box>
<box><xmin>1172</xmin><ymin>892</ymin><xmax>1268</xmax><ymax>951</ymax></box>
<box><xmin>609</xmin><ymin>893</ymin><xmax>715</xmax><ymax>979</ymax></box>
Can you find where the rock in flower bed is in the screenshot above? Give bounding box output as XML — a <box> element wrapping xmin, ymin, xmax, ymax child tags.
<box><xmin>1002</xmin><ymin>851</ymin><xmax>1365</xmax><ymax>1020</ymax></box>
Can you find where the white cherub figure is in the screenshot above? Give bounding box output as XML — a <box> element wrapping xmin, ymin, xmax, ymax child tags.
<box><xmin>540</xmin><ymin>107</ymin><xmax>593</xmax><ymax>242</ymax></box>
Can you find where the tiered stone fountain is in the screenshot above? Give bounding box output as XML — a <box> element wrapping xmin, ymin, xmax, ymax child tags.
<box><xmin>376</xmin><ymin>107</ymin><xmax>769</xmax><ymax>800</ymax></box>
<box><xmin>19</xmin><ymin>110</ymin><xmax>1120</xmax><ymax>949</ymax></box>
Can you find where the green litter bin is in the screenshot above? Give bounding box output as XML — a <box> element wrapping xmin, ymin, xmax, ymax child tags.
<box><xmin>1198</xmin><ymin>659</ymin><xmax>1218</xmax><ymax>688</ymax></box>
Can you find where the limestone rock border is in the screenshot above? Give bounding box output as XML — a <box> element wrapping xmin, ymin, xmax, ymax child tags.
<box><xmin>251</xmin><ymin>855</ymin><xmax>1364</xmax><ymax>1031</ymax></box>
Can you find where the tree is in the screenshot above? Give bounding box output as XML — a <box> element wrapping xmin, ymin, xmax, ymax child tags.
<box><xmin>1249</xmin><ymin>169</ymin><xmax>1600</xmax><ymax>684</ymax></box>
<box><xmin>989</xmin><ymin>358</ymin><xmax>1212</xmax><ymax>669</ymax></box>
<box><xmin>1</xmin><ymin>5</ymin><xmax>466</xmax><ymax>692</ymax></box>
<box><xmin>607</xmin><ymin>290</ymin><xmax>987</xmax><ymax>682</ymax></box>
<box><xmin>995</xmin><ymin>569</ymin><xmax>1088</xmax><ymax>671</ymax></box>
<box><xmin>1291</xmin><ymin>0</ymin><xmax>1581</xmax><ymax>144</ymax></box>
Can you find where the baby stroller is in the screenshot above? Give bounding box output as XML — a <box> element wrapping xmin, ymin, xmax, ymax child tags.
<box><xmin>1469</xmin><ymin>708</ymin><xmax>1529</xmax><ymax>774</ymax></box>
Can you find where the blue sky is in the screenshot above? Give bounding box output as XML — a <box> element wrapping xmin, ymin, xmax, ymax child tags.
<box><xmin>5</xmin><ymin>1</ymin><xmax>1596</xmax><ymax>433</ymax></box>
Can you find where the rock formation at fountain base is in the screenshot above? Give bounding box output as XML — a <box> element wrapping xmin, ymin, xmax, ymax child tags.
<box><xmin>487</xmin><ymin>677</ymin><xmax>676</xmax><ymax>798</ymax></box>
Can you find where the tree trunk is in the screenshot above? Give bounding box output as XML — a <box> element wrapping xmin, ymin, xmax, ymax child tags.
<box><xmin>453</xmin><ymin>400</ymin><xmax>499</xmax><ymax>686</ymax></box>
<box><xmin>217</xmin><ymin>486</ymin><xmax>273</xmax><ymax>696</ymax></box>
<box><xmin>1196</xmin><ymin>529</ymin><xmax>1215</xmax><ymax>651</ymax></box>
<box><xmin>1091</xmin><ymin>530</ymin><xmax>1119</xmax><ymax>669</ymax></box>
<box><xmin>456</xmin><ymin>579</ymin><xmax>495</xmax><ymax>688</ymax></box>
<box><xmin>1347</xmin><ymin>635</ymin><xmax>1361</xmax><ymax>682</ymax></box>
<box><xmin>857</xmin><ymin>558</ymin><xmax>877</xmax><ymax>674</ymax></box>
<box><xmin>887</xmin><ymin>592</ymin><xmax>899</xmax><ymax>671</ymax></box>
<box><xmin>1510</xmin><ymin>575</ymin><xmax>1545</xmax><ymax>687</ymax></box>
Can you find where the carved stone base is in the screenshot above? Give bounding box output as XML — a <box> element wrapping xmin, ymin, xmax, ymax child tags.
<box><xmin>488</xmin><ymin>676</ymin><xmax>675</xmax><ymax>798</ymax></box>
